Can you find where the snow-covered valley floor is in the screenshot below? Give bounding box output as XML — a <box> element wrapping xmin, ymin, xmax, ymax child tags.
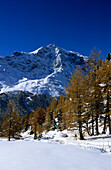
<box><xmin>0</xmin><ymin>130</ymin><xmax>111</xmax><ymax>170</ymax></box>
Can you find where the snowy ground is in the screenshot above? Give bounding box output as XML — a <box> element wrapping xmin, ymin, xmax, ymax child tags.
<box><xmin>0</xmin><ymin>130</ymin><xmax>111</xmax><ymax>170</ymax></box>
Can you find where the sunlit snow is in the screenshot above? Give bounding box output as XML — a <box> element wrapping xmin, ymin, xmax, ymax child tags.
<box><xmin>0</xmin><ymin>130</ymin><xmax>111</xmax><ymax>170</ymax></box>
<box><xmin>0</xmin><ymin>44</ymin><xmax>87</xmax><ymax>96</ymax></box>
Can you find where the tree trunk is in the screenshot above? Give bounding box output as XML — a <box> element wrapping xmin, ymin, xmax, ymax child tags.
<box><xmin>86</xmin><ymin>121</ymin><xmax>91</xmax><ymax>136</ymax></box>
<box><xmin>79</xmin><ymin>121</ymin><xmax>84</xmax><ymax>140</ymax></box>
<box><xmin>92</xmin><ymin>114</ymin><xmax>94</xmax><ymax>136</ymax></box>
<box><xmin>106</xmin><ymin>90</ymin><xmax>111</xmax><ymax>134</ymax></box>
<box><xmin>8</xmin><ymin>119</ymin><xmax>11</xmax><ymax>141</ymax></box>
<box><xmin>108</xmin><ymin>115</ymin><xmax>111</xmax><ymax>134</ymax></box>
<box><xmin>96</xmin><ymin>114</ymin><xmax>99</xmax><ymax>135</ymax></box>
<box><xmin>34</xmin><ymin>123</ymin><xmax>37</xmax><ymax>139</ymax></box>
<box><xmin>102</xmin><ymin>115</ymin><xmax>107</xmax><ymax>134</ymax></box>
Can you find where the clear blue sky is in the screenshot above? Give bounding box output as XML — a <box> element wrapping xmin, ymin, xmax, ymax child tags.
<box><xmin>0</xmin><ymin>0</ymin><xmax>110</xmax><ymax>58</ymax></box>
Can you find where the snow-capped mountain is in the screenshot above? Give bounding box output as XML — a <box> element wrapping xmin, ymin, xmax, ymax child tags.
<box><xmin>0</xmin><ymin>44</ymin><xmax>87</xmax><ymax>97</ymax></box>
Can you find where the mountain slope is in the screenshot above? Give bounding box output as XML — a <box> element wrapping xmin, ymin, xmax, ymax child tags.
<box><xmin>0</xmin><ymin>44</ymin><xmax>87</xmax><ymax>96</ymax></box>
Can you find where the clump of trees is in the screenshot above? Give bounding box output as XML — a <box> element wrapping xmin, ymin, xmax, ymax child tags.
<box><xmin>0</xmin><ymin>100</ymin><xmax>21</xmax><ymax>141</ymax></box>
<box><xmin>31</xmin><ymin>107</ymin><xmax>45</xmax><ymax>139</ymax></box>
<box><xmin>0</xmin><ymin>50</ymin><xmax>110</xmax><ymax>140</ymax></box>
<box><xmin>43</xmin><ymin>51</ymin><xmax>111</xmax><ymax>139</ymax></box>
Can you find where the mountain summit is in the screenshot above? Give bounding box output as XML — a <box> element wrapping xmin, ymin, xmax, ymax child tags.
<box><xmin>0</xmin><ymin>44</ymin><xmax>87</xmax><ymax>96</ymax></box>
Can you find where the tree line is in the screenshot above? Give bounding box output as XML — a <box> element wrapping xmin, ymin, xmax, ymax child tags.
<box><xmin>0</xmin><ymin>50</ymin><xmax>111</xmax><ymax>140</ymax></box>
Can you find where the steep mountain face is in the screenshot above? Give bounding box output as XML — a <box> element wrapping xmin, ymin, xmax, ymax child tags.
<box><xmin>0</xmin><ymin>91</ymin><xmax>52</xmax><ymax>116</ymax></box>
<box><xmin>0</xmin><ymin>44</ymin><xmax>87</xmax><ymax>97</ymax></box>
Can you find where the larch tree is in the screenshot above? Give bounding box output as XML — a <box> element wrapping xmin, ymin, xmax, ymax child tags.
<box><xmin>56</xmin><ymin>94</ymin><xmax>65</xmax><ymax>130</ymax></box>
<box><xmin>49</xmin><ymin>97</ymin><xmax>58</xmax><ymax>130</ymax></box>
<box><xmin>96</xmin><ymin>59</ymin><xmax>111</xmax><ymax>134</ymax></box>
<box><xmin>32</xmin><ymin>107</ymin><xmax>45</xmax><ymax>139</ymax></box>
<box><xmin>65</xmin><ymin>67</ymin><xmax>86</xmax><ymax>140</ymax></box>
<box><xmin>21</xmin><ymin>113</ymin><xmax>30</xmax><ymax>132</ymax></box>
<box><xmin>62</xmin><ymin>98</ymin><xmax>74</xmax><ymax>131</ymax></box>
<box><xmin>84</xmin><ymin>49</ymin><xmax>103</xmax><ymax>136</ymax></box>
<box><xmin>1</xmin><ymin>99</ymin><xmax>21</xmax><ymax>141</ymax></box>
<box><xmin>44</xmin><ymin>106</ymin><xmax>52</xmax><ymax>132</ymax></box>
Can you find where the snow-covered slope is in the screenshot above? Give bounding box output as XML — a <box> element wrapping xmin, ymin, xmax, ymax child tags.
<box><xmin>0</xmin><ymin>44</ymin><xmax>87</xmax><ymax>96</ymax></box>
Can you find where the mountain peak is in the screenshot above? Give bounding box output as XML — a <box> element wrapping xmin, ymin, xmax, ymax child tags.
<box><xmin>30</xmin><ymin>44</ymin><xmax>57</xmax><ymax>54</ymax></box>
<box><xmin>0</xmin><ymin>45</ymin><xmax>87</xmax><ymax>96</ymax></box>
<box><xmin>47</xmin><ymin>44</ymin><xmax>57</xmax><ymax>48</ymax></box>
<box><xmin>29</xmin><ymin>46</ymin><xmax>44</xmax><ymax>54</ymax></box>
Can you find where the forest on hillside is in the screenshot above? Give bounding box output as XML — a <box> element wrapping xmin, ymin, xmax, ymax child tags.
<box><xmin>0</xmin><ymin>50</ymin><xmax>111</xmax><ymax>141</ymax></box>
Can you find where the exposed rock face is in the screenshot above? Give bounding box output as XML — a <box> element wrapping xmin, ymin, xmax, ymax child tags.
<box><xmin>0</xmin><ymin>44</ymin><xmax>87</xmax><ymax>97</ymax></box>
<box><xmin>0</xmin><ymin>44</ymin><xmax>87</xmax><ymax>115</ymax></box>
<box><xmin>0</xmin><ymin>91</ymin><xmax>52</xmax><ymax>116</ymax></box>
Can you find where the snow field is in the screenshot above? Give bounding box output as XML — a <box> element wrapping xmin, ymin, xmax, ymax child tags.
<box><xmin>0</xmin><ymin>130</ymin><xmax>111</xmax><ymax>170</ymax></box>
<box><xmin>0</xmin><ymin>140</ymin><xmax>111</xmax><ymax>170</ymax></box>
